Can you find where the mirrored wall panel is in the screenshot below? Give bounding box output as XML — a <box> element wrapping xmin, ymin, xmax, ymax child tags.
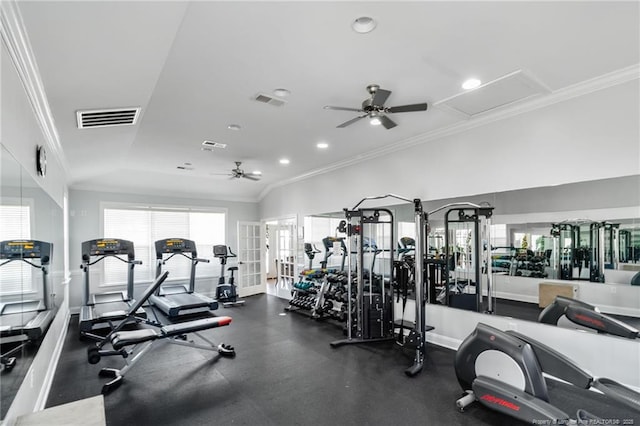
<box><xmin>0</xmin><ymin>144</ymin><xmax>64</xmax><ymax>420</ymax></box>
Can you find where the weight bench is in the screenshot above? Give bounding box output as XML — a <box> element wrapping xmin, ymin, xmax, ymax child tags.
<box><xmin>86</xmin><ymin>271</ymin><xmax>236</xmax><ymax>394</ymax></box>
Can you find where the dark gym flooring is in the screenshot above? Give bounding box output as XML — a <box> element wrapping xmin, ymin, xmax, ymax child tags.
<box><xmin>46</xmin><ymin>295</ymin><xmax>640</xmax><ymax>426</ymax></box>
<box><xmin>0</xmin><ymin>342</ymin><xmax>37</xmax><ymax>419</ymax></box>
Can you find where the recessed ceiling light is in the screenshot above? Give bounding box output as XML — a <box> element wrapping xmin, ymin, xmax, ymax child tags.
<box><xmin>352</xmin><ymin>16</ymin><xmax>377</xmax><ymax>34</ymax></box>
<box><xmin>252</xmin><ymin>170</ymin><xmax>262</xmax><ymax>175</ymax></box>
<box><xmin>279</xmin><ymin>158</ymin><xmax>290</xmax><ymax>165</ymax></box>
<box><xmin>227</xmin><ymin>124</ymin><xmax>241</xmax><ymax>131</ymax></box>
<box><xmin>273</xmin><ymin>88</ymin><xmax>291</xmax><ymax>97</ymax></box>
<box><xmin>462</xmin><ymin>78</ymin><xmax>482</xmax><ymax>90</ymax></box>
<box><xmin>317</xmin><ymin>142</ymin><xmax>329</xmax><ymax>149</ymax></box>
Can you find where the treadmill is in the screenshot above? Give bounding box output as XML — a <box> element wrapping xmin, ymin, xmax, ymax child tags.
<box><xmin>149</xmin><ymin>238</ymin><xmax>218</xmax><ymax>318</ymax></box>
<box><xmin>0</xmin><ymin>240</ymin><xmax>55</xmax><ymax>371</ymax></box>
<box><xmin>79</xmin><ymin>239</ymin><xmax>146</xmax><ymax>340</ymax></box>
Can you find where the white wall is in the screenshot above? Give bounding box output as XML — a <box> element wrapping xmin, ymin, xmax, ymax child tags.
<box><xmin>67</xmin><ymin>189</ymin><xmax>259</xmax><ymax>310</ymax></box>
<box><xmin>1</xmin><ymin>45</ymin><xmax>66</xmax><ymax>208</ymax></box>
<box><xmin>260</xmin><ymin>79</ymin><xmax>640</xmax><ymax>219</ymax></box>
<box><xmin>491</xmin><ymin>275</ymin><xmax>640</xmax><ymax>317</ymax></box>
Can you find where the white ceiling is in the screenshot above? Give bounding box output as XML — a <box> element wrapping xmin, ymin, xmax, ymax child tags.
<box><xmin>17</xmin><ymin>1</ymin><xmax>640</xmax><ymax>201</ymax></box>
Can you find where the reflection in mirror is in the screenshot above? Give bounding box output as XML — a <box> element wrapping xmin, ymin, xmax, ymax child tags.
<box><xmin>0</xmin><ymin>145</ymin><xmax>64</xmax><ymax>419</ymax></box>
<box><xmin>303</xmin><ymin>189</ymin><xmax>640</xmax><ymax>339</ymax></box>
<box><xmin>302</xmin><ymin>213</ymin><xmax>346</xmax><ymax>271</ymax></box>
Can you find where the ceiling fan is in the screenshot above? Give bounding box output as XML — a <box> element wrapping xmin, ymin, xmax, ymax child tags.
<box><xmin>212</xmin><ymin>161</ymin><xmax>262</xmax><ymax>181</ymax></box>
<box><xmin>324</xmin><ymin>84</ymin><xmax>428</xmax><ymax>129</ymax></box>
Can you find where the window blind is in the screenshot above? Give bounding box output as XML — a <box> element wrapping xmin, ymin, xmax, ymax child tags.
<box><xmin>102</xmin><ymin>207</ymin><xmax>225</xmax><ymax>286</ymax></box>
<box><xmin>0</xmin><ymin>204</ymin><xmax>33</xmax><ymax>294</ymax></box>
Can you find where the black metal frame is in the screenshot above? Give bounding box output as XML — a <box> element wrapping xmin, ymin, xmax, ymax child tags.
<box><xmin>442</xmin><ymin>206</ymin><xmax>494</xmax><ymax>313</ymax></box>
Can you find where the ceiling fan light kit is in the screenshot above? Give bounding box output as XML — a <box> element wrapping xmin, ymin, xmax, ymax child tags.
<box><xmin>324</xmin><ymin>84</ymin><xmax>428</xmax><ymax>130</ymax></box>
<box><xmin>212</xmin><ymin>161</ymin><xmax>262</xmax><ymax>181</ymax></box>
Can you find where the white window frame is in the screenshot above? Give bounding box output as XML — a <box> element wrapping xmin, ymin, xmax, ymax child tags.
<box><xmin>99</xmin><ymin>202</ymin><xmax>227</xmax><ymax>287</ymax></box>
<box><xmin>0</xmin><ymin>197</ymin><xmax>37</xmax><ymax>295</ymax></box>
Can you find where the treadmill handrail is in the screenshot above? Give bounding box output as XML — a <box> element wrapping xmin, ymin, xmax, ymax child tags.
<box><xmin>1</xmin><ymin>258</ymin><xmax>47</xmax><ymax>270</ymax></box>
<box><xmin>83</xmin><ymin>254</ymin><xmax>142</xmax><ymax>268</ymax></box>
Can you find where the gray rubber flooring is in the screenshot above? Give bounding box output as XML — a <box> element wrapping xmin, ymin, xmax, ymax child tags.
<box><xmin>46</xmin><ymin>294</ymin><xmax>639</xmax><ymax>425</ymax></box>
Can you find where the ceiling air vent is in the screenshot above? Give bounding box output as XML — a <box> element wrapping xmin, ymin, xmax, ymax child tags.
<box><xmin>435</xmin><ymin>70</ymin><xmax>550</xmax><ymax>117</ymax></box>
<box><xmin>76</xmin><ymin>107</ymin><xmax>141</xmax><ymax>129</ymax></box>
<box><xmin>202</xmin><ymin>140</ymin><xmax>227</xmax><ymax>151</ymax></box>
<box><xmin>254</xmin><ymin>93</ymin><xmax>286</xmax><ymax>107</ymax></box>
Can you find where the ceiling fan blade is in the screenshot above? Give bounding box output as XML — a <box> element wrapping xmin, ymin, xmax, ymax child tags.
<box><xmin>387</xmin><ymin>103</ymin><xmax>428</xmax><ymax>113</ymax></box>
<box><xmin>324</xmin><ymin>105</ymin><xmax>363</xmax><ymax>112</ymax></box>
<box><xmin>371</xmin><ymin>89</ymin><xmax>391</xmax><ymax>106</ymax></box>
<box><xmin>242</xmin><ymin>174</ymin><xmax>261</xmax><ymax>181</ymax></box>
<box><xmin>337</xmin><ymin>114</ymin><xmax>368</xmax><ymax>128</ymax></box>
<box><xmin>379</xmin><ymin>115</ymin><xmax>397</xmax><ymax>130</ymax></box>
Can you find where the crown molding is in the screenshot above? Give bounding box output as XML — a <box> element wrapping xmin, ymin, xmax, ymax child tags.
<box><xmin>259</xmin><ymin>64</ymin><xmax>640</xmax><ymax>201</ymax></box>
<box><xmin>0</xmin><ymin>0</ymin><xmax>68</xmax><ymax>174</ymax></box>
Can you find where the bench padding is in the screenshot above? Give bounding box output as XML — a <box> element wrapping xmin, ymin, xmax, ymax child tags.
<box><xmin>111</xmin><ymin>329</ymin><xmax>158</xmax><ymax>350</ymax></box>
<box><xmin>110</xmin><ymin>316</ymin><xmax>232</xmax><ymax>350</ymax></box>
<box><xmin>161</xmin><ymin>317</ymin><xmax>232</xmax><ymax>336</ymax></box>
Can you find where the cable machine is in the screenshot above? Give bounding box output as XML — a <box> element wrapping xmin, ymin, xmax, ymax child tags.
<box><xmin>330</xmin><ymin>194</ymin><xmax>431</xmax><ymax>377</ymax></box>
<box><xmin>442</xmin><ymin>204</ymin><xmax>495</xmax><ymax>313</ymax></box>
<box><xmin>551</xmin><ymin>220</ymin><xmax>614</xmax><ymax>283</ymax></box>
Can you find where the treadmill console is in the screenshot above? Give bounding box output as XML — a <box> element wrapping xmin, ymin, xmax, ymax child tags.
<box><xmin>155</xmin><ymin>238</ymin><xmax>196</xmax><ymax>258</ymax></box>
<box><xmin>0</xmin><ymin>240</ymin><xmax>52</xmax><ymax>263</ymax></box>
<box><xmin>82</xmin><ymin>239</ymin><xmax>135</xmax><ymax>261</ymax></box>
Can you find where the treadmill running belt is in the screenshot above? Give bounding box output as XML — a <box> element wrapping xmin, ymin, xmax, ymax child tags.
<box><xmin>0</xmin><ymin>311</ymin><xmax>40</xmax><ymax>336</ymax></box>
<box><xmin>162</xmin><ymin>293</ymin><xmax>212</xmax><ymax>309</ymax></box>
<box><xmin>91</xmin><ymin>301</ymin><xmax>130</xmax><ymax>320</ymax></box>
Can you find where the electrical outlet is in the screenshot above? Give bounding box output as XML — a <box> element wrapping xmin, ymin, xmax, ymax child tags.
<box><xmin>610</xmin><ymin>286</ymin><xmax>616</xmax><ymax>294</ymax></box>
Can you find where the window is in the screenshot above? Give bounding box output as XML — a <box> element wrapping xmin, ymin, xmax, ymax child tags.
<box><xmin>397</xmin><ymin>221</ymin><xmax>416</xmax><ymax>241</ymax></box>
<box><xmin>0</xmin><ymin>202</ymin><xmax>34</xmax><ymax>294</ymax></box>
<box><xmin>490</xmin><ymin>224</ymin><xmax>508</xmax><ymax>248</ymax></box>
<box><xmin>303</xmin><ymin>216</ymin><xmax>344</xmax><ymax>268</ymax></box>
<box><xmin>102</xmin><ymin>205</ymin><xmax>226</xmax><ymax>285</ymax></box>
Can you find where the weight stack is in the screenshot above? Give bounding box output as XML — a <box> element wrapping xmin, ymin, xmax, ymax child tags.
<box><xmin>362</xmin><ymin>293</ymin><xmax>393</xmax><ymax>339</ymax></box>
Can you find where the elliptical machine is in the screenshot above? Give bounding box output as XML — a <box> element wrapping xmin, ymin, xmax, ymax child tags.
<box><xmin>214</xmin><ymin>245</ymin><xmax>245</xmax><ymax>307</ymax></box>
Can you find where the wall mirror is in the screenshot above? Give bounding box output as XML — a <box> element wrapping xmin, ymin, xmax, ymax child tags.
<box><xmin>0</xmin><ymin>144</ymin><xmax>65</xmax><ymax>420</ymax></box>
<box><xmin>299</xmin><ymin>178</ymin><xmax>640</xmax><ymax>336</ymax></box>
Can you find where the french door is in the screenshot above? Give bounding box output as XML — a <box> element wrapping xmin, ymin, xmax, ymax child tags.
<box><xmin>237</xmin><ymin>221</ymin><xmax>264</xmax><ymax>297</ymax></box>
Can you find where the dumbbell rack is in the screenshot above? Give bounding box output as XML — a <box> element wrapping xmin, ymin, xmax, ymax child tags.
<box><xmin>285</xmin><ymin>269</ymin><xmax>354</xmax><ymax>323</ymax></box>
